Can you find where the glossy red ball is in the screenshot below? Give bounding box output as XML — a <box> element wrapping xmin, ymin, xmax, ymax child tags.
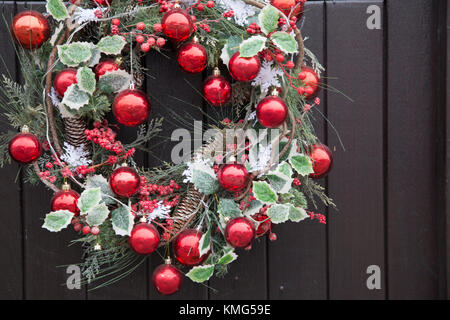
<box><xmin>91</xmin><ymin>0</ymin><xmax>113</xmax><ymax>6</ymax></box>
<box><xmin>253</xmin><ymin>214</ymin><xmax>272</xmax><ymax>237</ymax></box>
<box><xmin>177</xmin><ymin>42</ymin><xmax>208</xmax><ymax>74</ymax></box>
<box><xmin>228</xmin><ymin>52</ymin><xmax>261</xmax><ymax>82</ymax></box>
<box><xmin>112</xmin><ymin>89</ymin><xmax>151</xmax><ymax>127</ymax></box>
<box><xmin>202</xmin><ymin>74</ymin><xmax>231</xmax><ymax>107</ymax></box>
<box><xmin>94</xmin><ymin>59</ymin><xmax>120</xmax><ymax>80</ymax></box>
<box><xmin>152</xmin><ymin>263</ymin><xmax>184</xmax><ymax>295</ymax></box>
<box><xmin>256</xmin><ymin>95</ymin><xmax>288</xmax><ymax>128</ymax></box>
<box><xmin>301</xmin><ymin>66</ymin><xmax>321</xmax><ymax>101</ymax></box>
<box><xmin>8</xmin><ymin>133</ymin><xmax>42</xmax><ymax>164</ymax></box>
<box><xmin>53</xmin><ymin>68</ymin><xmax>78</xmax><ymax>97</ymax></box>
<box><xmin>270</xmin><ymin>0</ymin><xmax>305</xmax><ymax>19</ymax></box>
<box><xmin>51</xmin><ymin>190</ymin><xmax>80</xmax><ymax>216</ymax></box>
<box><xmin>10</xmin><ymin>11</ymin><xmax>50</xmax><ymax>50</ymax></box>
<box><xmin>217</xmin><ymin>163</ymin><xmax>249</xmax><ymax>192</ymax></box>
<box><xmin>129</xmin><ymin>223</ymin><xmax>160</xmax><ymax>255</ymax></box>
<box><xmin>225</xmin><ymin>217</ymin><xmax>256</xmax><ymax>248</ymax></box>
<box><xmin>161</xmin><ymin>9</ymin><xmax>194</xmax><ymax>41</ymax></box>
<box><xmin>309</xmin><ymin>144</ymin><xmax>333</xmax><ymax>179</ymax></box>
<box><xmin>173</xmin><ymin>229</ymin><xmax>209</xmax><ymax>266</ymax></box>
<box><xmin>109</xmin><ymin>166</ymin><xmax>141</xmax><ymax>197</ymax></box>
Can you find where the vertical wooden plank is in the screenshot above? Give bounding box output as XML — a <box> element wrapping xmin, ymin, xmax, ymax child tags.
<box><xmin>326</xmin><ymin>0</ymin><xmax>385</xmax><ymax>299</ymax></box>
<box><xmin>446</xmin><ymin>0</ymin><xmax>450</xmax><ymax>300</ymax></box>
<box><xmin>268</xmin><ymin>0</ymin><xmax>328</xmax><ymax>300</ymax></box>
<box><xmin>387</xmin><ymin>0</ymin><xmax>440</xmax><ymax>299</ymax></box>
<box><xmin>0</xmin><ymin>1</ymin><xmax>23</xmax><ymax>300</ymax></box>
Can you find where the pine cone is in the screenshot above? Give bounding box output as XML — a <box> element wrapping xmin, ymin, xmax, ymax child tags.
<box><xmin>64</xmin><ymin>116</ymin><xmax>87</xmax><ymax>149</ymax></box>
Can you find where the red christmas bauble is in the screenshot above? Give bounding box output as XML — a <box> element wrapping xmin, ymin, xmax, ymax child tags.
<box><xmin>301</xmin><ymin>66</ymin><xmax>321</xmax><ymax>101</ymax></box>
<box><xmin>161</xmin><ymin>8</ymin><xmax>194</xmax><ymax>41</ymax></box>
<box><xmin>8</xmin><ymin>131</ymin><xmax>42</xmax><ymax>164</ymax></box>
<box><xmin>253</xmin><ymin>213</ymin><xmax>272</xmax><ymax>237</ymax></box>
<box><xmin>129</xmin><ymin>223</ymin><xmax>160</xmax><ymax>255</ymax></box>
<box><xmin>202</xmin><ymin>70</ymin><xmax>232</xmax><ymax>107</ymax></box>
<box><xmin>228</xmin><ymin>52</ymin><xmax>261</xmax><ymax>82</ymax></box>
<box><xmin>225</xmin><ymin>217</ymin><xmax>256</xmax><ymax>248</ymax></box>
<box><xmin>177</xmin><ymin>42</ymin><xmax>208</xmax><ymax>74</ymax></box>
<box><xmin>94</xmin><ymin>59</ymin><xmax>120</xmax><ymax>80</ymax></box>
<box><xmin>217</xmin><ymin>163</ymin><xmax>249</xmax><ymax>192</ymax></box>
<box><xmin>256</xmin><ymin>95</ymin><xmax>288</xmax><ymax>128</ymax></box>
<box><xmin>91</xmin><ymin>0</ymin><xmax>113</xmax><ymax>6</ymax></box>
<box><xmin>109</xmin><ymin>165</ymin><xmax>141</xmax><ymax>197</ymax></box>
<box><xmin>112</xmin><ymin>89</ymin><xmax>151</xmax><ymax>127</ymax></box>
<box><xmin>270</xmin><ymin>0</ymin><xmax>305</xmax><ymax>19</ymax></box>
<box><xmin>152</xmin><ymin>261</ymin><xmax>184</xmax><ymax>295</ymax></box>
<box><xmin>53</xmin><ymin>68</ymin><xmax>78</xmax><ymax>97</ymax></box>
<box><xmin>10</xmin><ymin>11</ymin><xmax>50</xmax><ymax>50</ymax></box>
<box><xmin>309</xmin><ymin>144</ymin><xmax>333</xmax><ymax>179</ymax></box>
<box><xmin>173</xmin><ymin>229</ymin><xmax>209</xmax><ymax>266</ymax></box>
<box><xmin>51</xmin><ymin>187</ymin><xmax>80</xmax><ymax>216</ymax></box>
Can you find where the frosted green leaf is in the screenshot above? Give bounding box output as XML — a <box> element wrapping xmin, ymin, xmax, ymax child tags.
<box><xmin>61</xmin><ymin>84</ymin><xmax>90</xmax><ymax>110</ymax></box>
<box><xmin>280</xmin><ymin>189</ymin><xmax>308</xmax><ymax>208</ymax></box>
<box><xmin>97</xmin><ymin>35</ymin><xmax>126</xmax><ymax>55</ymax></box>
<box><xmin>186</xmin><ymin>265</ymin><xmax>214</xmax><ymax>283</ymax></box>
<box><xmin>58</xmin><ymin>42</ymin><xmax>93</xmax><ymax>67</ymax></box>
<box><xmin>77</xmin><ymin>67</ymin><xmax>96</xmax><ymax>94</ymax></box>
<box><xmin>85</xmin><ymin>203</ymin><xmax>109</xmax><ymax>227</ymax></box>
<box><xmin>88</xmin><ymin>45</ymin><xmax>102</xmax><ymax>67</ymax></box>
<box><xmin>287</xmin><ymin>204</ymin><xmax>308</xmax><ymax>222</ymax></box>
<box><xmin>46</xmin><ymin>0</ymin><xmax>68</xmax><ymax>21</ymax></box>
<box><xmin>217</xmin><ymin>251</ymin><xmax>238</xmax><ymax>265</ymax></box>
<box><xmin>259</xmin><ymin>4</ymin><xmax>280</xmax><ymax>35</ymax></box>
<box><xmin>267</xmin><ymin>204</ymin><xmax>289</xmax><ymax>224</ymax></box>
<box><xmin>289</xmin><ymin>154</ymin><xmax>314</xmax><ymax>176</ymax></box>
<box><xmin>226</xmin><ymin>36</ymin><xmax>242</xmax><ymax>57</ymax></box>
<box><xmin>244</xmin><ymin>199</ymin><xmax>263</xmax><ymax>216</ymax></box>
<box><xmin>192</xmin><ymin>163</ymin><xmax>219</xmax><ymax>195</ymax></box>
<box><xmin>198</xmin><ymin>229</ymin><xmax>211</xmax><ymax>257</ymax></box>
<box><xmin>78</xmin><ymin>188</ymin><xmax>102</xmax><ymax>213</ymax></box>
<box><xmin>85</xmin><ymin>174</ymin><xmax>115</xmax><ymax>205</ymax></box>
<box><xmin>277</xmin><ymin>162</ymin><xmax>293</xmax><ymax>177</ymax></box>
<box><xmin>253</xmin><ymin>181</ymin><xmax>277</xmax><ymax>204</ymax></box>
<box><xmin>239</xmin><ymin>35</ymin><xmax>266</xmax><ymax>58</ymax></box>
<box><xmin>42</xmin><ymin>210</ymin><xmax>74</xmax><ymax>232</ymax></box>
<box><xmin>266</xmin><ymin>172</ymin><xmax>293</xmax><ymax>194</ymax></box>
<box><xmin>111</xmin><ymin>205</ymin><xmax>134</xmax><ymax>236</ymax></box>
<box><xmin>97</xmin><ymin>69</ymin><xmax>132</xmax><ymax>94</ymax></box>
<box><xmin>271</xmin><ymin>31</ymin><xmax>298</xmax><ymax>54</ymax></box>
<box><xmin>218</xmin><ymin>198</ymin><xmax>241</xmax><ymax>218</ymax></box>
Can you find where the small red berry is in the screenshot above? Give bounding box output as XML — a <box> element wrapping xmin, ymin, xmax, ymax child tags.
<box><xmin>197</xmin><ymin>3</ymin><xmax>204</xmax><ymax>11</ymax></box>
<box><xmin>153</xmin><ymin>23</ymin><xmax>162</xmax><ymax>33</ymax></box>
<box><xmin>82</xmin><ymin>226</ymin><xmax>91</xmax><ymax>235</ymax></box>
<box><xmin>73</xmin><ymin>223</ymin><xmax>82</xmax><ymax>232</ymax></box>
<box><xmin>297</xmin><ymin>87</ymin><xmax>305</xmax><ymax>95</ymax></box>
<box><xmin>136</xmin><ymin>35</ymin><xmax>145</xmax><ymax>44</ymax></box>
<box><xmin>112</xmin><ymin>19</ymin><xmax>120</xmax><ymax>26</ymax></box>
<box><xmin>191</xmin><ymin>15</ymin><xmax>197</xmax><ymax>23</ymax></box>
<box><xmin>156</xmin><ymin>38</ymin><xmax>165</xmax><ymax>47</ymax></box>
<box><xmin>286</xmin><ymin>61</ymin><xmax>295</xmax><ymax>69</ymax></box>
<box><xmin>276</xmin><ymin>53</ymin><xmax>284</xmax><ymax>63</ymax></box>
<box><xmin>147</xmin><ymin>37</ymin><xmax>156</xmax><ymax>46</ymax></box>
<box><xmin>269</xmin><ymin>232</ymin><xmax>277</xmax><ymax>241</ymax></box>
<box><xmin>298</xmin><ymin>71</ymin><xmax>307</xmax><ymax>80</ymax></box>
<box><xmin>136</xmin><ymin>22</ymin><xmax>145</xmax><ymax>30</ymax></box>
<box><xmin>91</xmin><ymin>226</ymin><xmax>100</xmax><ymax>236</ymax></box>
<box><xmin>141</xmin><ymin>43</ymin><xmax>150</xmax><ymax>52</ymax></box>
<box><xmin>206</xmin><ymin>1</ymin><xmax>214</xmax><ymax>8</ymax></box>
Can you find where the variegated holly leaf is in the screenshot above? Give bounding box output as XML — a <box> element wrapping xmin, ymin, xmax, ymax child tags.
<box><xmin>271</xmin><ymin>31</ymin><xmax>298</xmax><ymax>54</ymax></box>
<box><xmin>217</xmin><ymin>251</ymin><xmax>238</xmax><ymax>265</ymax></box>
<box><xmin>111</xmin><ymin>205</ymin><xmax>134</xmax><ymax>236</ymax></box>
<box><xmin>266</xmin><ymin>172</ymin><xmax>293</xmax><ymax>194</ymax></box>
<box><xmin>239</xmin><ymin>35</ymin><xmax>266</xmax><ymax>58</ymax></box>
<box><xmin>97</xmin><ymin>69</ymin><xmax>132</xmax><ymax>94</ymax></box>
<box><xmin>252</xmin><ymin>181</ymin><xmax>277</xmax><ymax>204</ymax></box>
<box><xmin>97</xmin><ymin>35</ymin><xmax>126</xmax><ymax>55</ymax></box>
<box><xmin>289</xmin><ymin>154</ymin><xmax>314</xmax><ymax>176</ymax></box>
<box><xmin>61</xmin><ymin>84</ymin><xmax>90</xmax><ymax>110</ymax></box>
<box><xmin>85</xmin><ymin>174</ymin><xmax>115</xmax><ymax>205</ymax></box>
<box><xmin>221</xmin><ymin>35</ymin><xmax>242</xmax><ymax>66</ymax></box>
<box><xmin>58</xmin><ymin>42</ymin><xmax>93</xmax><ymax>67</ymax></box>
<box><xmin>259</xmin><ymin>4</ymin><xmax>280</xmax><ymax>35</ymax></box>
<box><xmin>287</xmin><ymin>204</ymin><xmax>308</xmax><ymax>222</ymax></box>
<box><xmin>85</xmin><ymin>203</ymin><xmax>109</xmax><ymax>227</ymax></box>
<box><xmin>186</xmin><ymin>265</ymin><xmax>214</xmax><ymax>283</ymax></box>
<box><xmin>88</xmin><ymin>44</ymin><xmax>102</xmax><ymax>67</ymax></box>
<box><xmin>77</xmin><ymin>67</ymin><xmax>96</xmax><ymax>94</ymax></box>
<box><xmin>279</xmin><ymin>189</ymin><xmax>308</xmax><ymax>208</ymax></box>
<box><xmin>276</xmin><ymin>162</ymin><xmax>293</xmax><ymax>178</ymax></box>
<box><xmin>198</xmin><ymin>228</ymin><xmax>211</xmax><ymax>257</ymax></box>
<box><xmin>244</xmin><ymin>199</ymin><xmax>263</xmax><ymax>216</ymax></box>
<box><xmin>266</xmin><ymin>204</ymin><xmax>290</xmax><ymax>224</ymax></box>
<box><xmin>46</xmin><ymin>0</ymin><xmax>68</xmax><ymax>21</ymax></box>
<box><xmin>78</xmin><ymin>188</ymin><xmax>102</xmax><ymax>213</ymax></box>
<box><xmin>42</xmin><ymin>210</ymin><xmax>74</xmax><ymax>232</ymax></box>
<box><xmin>192</xmin><ymin>163</ymin><xmax>219</xmax><ymax>195</ymax></box>
<box><xmin>218</xmin><ymin>198</ymin><xmax>241</xmax><ymax>218</ymax></box>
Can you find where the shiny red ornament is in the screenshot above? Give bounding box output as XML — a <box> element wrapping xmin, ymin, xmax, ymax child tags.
<box><xmin>225</xmin><ymin>217</ymin><xmax>256</xmax><ymax>248</ymax></box>
<box><xmin>51</xmin><ymin>184</ymin><xmax>80</xmax><ymax>216</ymax></box>
<box><xmin>177</xmin><ymin>41</ymin><xmax>208</xmax><ymax>74</ymax></box>
<box><xmin>256</xmin><ymin>94</ymin><xmax>288</xmax><ymax>128</ymax></box>
<box><xmin>53</xmin><ymin>68</ymin><xmax>78</xmax><ymax>97</ymax></box>
<box><xmin>217</xmin><ymin>163</ymin><xmax>249</xmax><ymax>192</ymax></box>
<box><xmin>253</xmin><ymin>214</ymin><xmax>272</xmax><ymax>237</ymax></box>
<box><xmin>10</xmin><ymin>11</ymin><xmax>50</xmax><ymax>50</ymax></box>
<box><xmin>8</xmin><ymin>130</ymin><xmax>42</xmax><ymax>164</ymax></box>
<box><xmin>152</xmin><ymin>260</ymin><xmax>184</xmax><ymax>295</ymax></box>
<box><xmin>94</xmin><ymin>59</ymin><xmax>120</xmax><ymax>80</ymax></box>
<box><xmin>173</xmin><ymin>229</ymin><xmax>209</xmax><ymax>266</ymax></box>
<box><xmin>112</xmin><ymin>89</ymin><xmax>151</xmax><ymax>127</ymax></box>
<box><xmin>228</xmin><ymin>52</ymin><xmax>261</xmax><ymax>82</ymax></box>
<box><xmin>270</xmin><ymin>0</ymin><xmax>305</xmax><ymax>19</ymax></box>
<box><xmin>161</xmin><ymin>8</ymin><xmax>194</xmax><ymax>41</ymax></box>
<box><xmin>202</xmin><ymin>68</ymin><xmax>231</xmax><ymax>107</ymax></box>
<box><xmin>309</xmin><ymin>144</ymin><xmax>333</xmax><ymax>179</ymax></box>
<box><xmin>109</xmin><ymin>165</ymin><xmax>141</xmax><ymax>197</ymax></box>
<box><xmin>301</xmin><ymin>66</ymin><xmax>321</xmax><ymax>101</ymax></box>
<box><xmin>91</xmin><ymin>0</ymin><xmax>113</xmax><ymax>6</ymax></box>
<box><xmin>129</xmin><ymin>223</ymin><xmax>160</xmax><ymax>255</ymax></box>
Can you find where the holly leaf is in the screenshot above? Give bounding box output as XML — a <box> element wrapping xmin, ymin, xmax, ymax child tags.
<box><xmin>259</xmin><ymin>4</ymin><xmax>280</xmax><ymax>35</ymax></box>
<box><xmin>198</xmin><ymin>228</ymin><xmax>211</xmax><ymax>257</ymax></box>
<box><xmin>88</xmin><ymin>44</ymin><xmax>102</xmax><ymax>67</ymax></box>
<box><xmin>192</xmin><ymin>163</ymin><xmax>219</xmax><ymax>195</ymax></box>
<box><xmin>97</xmin><ymin>69</ymin><xmax>132</xmax><ymax>94</ymax></box>
<box><xmin>58</xmin><ymin>42</ymin><xmax>93</xmax><ymax>67</ymax></box>
<box><xmin>289</xmin><ymin>154</ymin><xmax>314</xmax><ymax>176</ymax></box>
<box><xmin>266</xmin><ymin>204</ymin><xmax>290</xmax><ymax>224</ymax></box>
<box><xmin>42</xmin><ymin>210</ymin><xmax>74</xmax><ymax>232</ymax></box>
<box><xmin>85</xmin><ymin>203</ymin><xmax>109</xmax><ymax>227</ymax></box>
<box><xmin>252</xmin><ymin>181</ymin><xmax>277</xmax><ymax>204</ymax></box>
<box><xmin>111</xmin><ymin>205</ymin><xmax>134</xmax><ymax>236</ymax></box>
<box><xmin>277</xmin><ymin>162</ymin><xmax>293</xmax><ymax>177</ymax></box>
<box><xmin>97</xmin><ymin>35</ymin><xmax>126</xmax><ymax>55</ymax></box>
<box><xmin>85</xmin><ymin>174</ymin><xmax>115</xmax><ymax>205</ymax></box>
<box><xmin>287</xmin><ymin>204</ymin><xmax>308</xmax><ymax>222</ymax></box>
<box><xmin>221</xmin><ymin>36</ymin><xmax>242</xmax><ymax>66</ymax></box>
<box><xmin>61</xmin><ymin>84</ymin><xmax>90</xmax><ymax>110</ymax></box>
<box><xmin>46</xmin><ymin>0</ymin><xmax>68</xmax><ymax>21</ymax></box>
<box><xmin>280</xmin><ymin>189</ymin><xmax>307</xmax><ymax>208</ymax></box>
<box><xmin>244</xmin><ymin>199</ymin><xmax>263</xmax><ymax>216</ymax></box>
<box><xmin>217</xmin><ymin>251</ymin><xmax>238</xmax><ymax>265</ymax></box>
<box><xmin>78</xmin><ymin>188</ymin><xmax>102</xmax><ymax>213</ymax></box>
<box><xmin>271</xmin><ymin>31</ymin><xmax>298</xmax><ymax>54</ymax></box>
<box><xmin>186</xmin><ymin>265</ymin><xmax>214</xmax><ymax>283</ymax></box>
<box><xmin>217</xmin><ymin>198</ymin><xmax>241</xmax><ymax>218</ymax></box>
<box><xmin>266</xmin><ymin>172</ymin><xmax>293</xmax><ymax>194</ymax></box>
<box><xmin>239</xmin><ymin>35</ymin><xmax>266</xmax><ymax>58</ymax></box>
<box><xmin>77</xmin><ymin>67</ymin><xmax>96</xmax><ymax>95</ymax></box>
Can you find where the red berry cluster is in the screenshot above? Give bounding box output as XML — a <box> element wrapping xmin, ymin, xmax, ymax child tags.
<box><xmin>85</xmin><ymin>121</ymin><xmax>126</xmax><ymax>155</ymax></box>
<box><xmin>156</xmin><ymin>0</ymin><xmax>175</xmax><ymax>12</ymax></box>
<box><xmin>72</xmin><ymin>217</ymin><xmax>101</xmax><ymax>235</ymax></box>
<box><xmin>223</xmin><ymin>10</ymin><xmax>234</xmax><ymax>18</ymax></box>
<box><xmin>247</xmin><ymin>22</ymin><xmax>261</xmax><ymax>34</ymax></box>
<box><xmin>308</xmin><ymin>211</ymin><xmax>327</xmax><ymax>224</ymax></box>
<box><xmin>196</xmin><ymin>0</ymin><xmax>215</xmax><ymax>11</ymax></box>
<box><xmin>253</xmin><ymin>207</ymin><xmax>277</xmax><ymax>241</ymax></box>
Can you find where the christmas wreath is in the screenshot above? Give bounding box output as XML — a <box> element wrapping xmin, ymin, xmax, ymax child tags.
<box><xmin>1</xmin><ymin>0</ymin><xmax>336</xmax><ymax>295</ymax></box>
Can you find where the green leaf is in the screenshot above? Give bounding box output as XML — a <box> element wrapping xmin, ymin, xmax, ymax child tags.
<box><xmin>97</xmin><ymin>35</ymin><xmax>126</xmax><ymax>55</ymax></box>
<box><xmin>61</xmin><ymin>84</ymin><xmax>90</xmax><ymax>110</ymax></box>
<box><xmin>290</xmin><ymin>154</ymin><xmax>314</xmax><ymax>176</ymax></box>
<box><xmin>217</xmin><ymin>198</ymin><xmax>241</xmax><ymax>218</ymax></box>
<box><xmin>226</xmin><ymin>36</ymin><xmax>243</xmax><ymax>57</ymax></box>
<box><xmin>78</xmin><ymin>188</ymin><xmax>102</xmax><ymax>213</ymax></box>
<box><xmin>111</xmin><ymin>205</ymin><xmax>134</xmax><ymax>236</ymax></box>
<box><xmin>239</xmin><ymin>35</ymin><xmax>266</xmax><ymax>58</ymax></box>
<box><xmin>280</xmin><ymin>189</ymin><xmax>307</xmax><ymax>208</ymax></box>
<box><xmin>252</xmin><ymin>181</ymin><xmax>277</xmax><ymax>204</ymax></box>
<box><xmin>266</xmin><ymin>172</ymin><xmax>292</xmax><ymax>194</ymax></box>
<box><xmin>287</xmin><ymin>204</ymin><xmax>308</xmax><ymax>222</ymax></box>
<box><xmin>259</xmin><ymin>4</ymin><xmax>280</xmax><ymax>35</ymax></box>
<box><xmin>244</xmin><ymin>199</ymin><xmax>263</xmax><ymax>216</ymax></box>
<box><xmin>271</xmin><ymin>31</ymin><xmax>298</xmax><ymax>54</ymax></box>
<box><xmin>85</xmin><ymin>174</ymin><xmax>115</xmax><ymax>205</ymax></box>
<box><xmin>88</xmin><ymin>44</ymin><xmax>102</xmax><ymax>67</ymax></box>
<box><xmin>186</xmin><ymin>265</ymin><xmax>214</xmax><ymax>283</ymax></box>
<box><xmin>217</xmin><ymin>251</ymin><xmax>238</xmax><ymax>265</ymax></box>
<box><xmin>76</xmin><ymin>67</ymin><xmax>96</xmax><ymax>95</ymax></box>
<box><xmin>58</xmin><ymin>42</ymin><xmax>93</xmax><ymax>67</ymax></box>
<box><xmin>46</xmin><ymin>0</ymin><xmax>68</xmax><ymax>21</ymax></box>
<box><xmin>97</xmin><ymin>69</ymin><xmax>132</xmax><ymax>94</ymax></box>
<box><xmin>198</xmin><ymin>228</ymin><xmax>211</xmax><ymax>257</ymax></box>
<box><xmin>277</xmin><ymin>162</ymin><xmax>293</xmax><ymax>177</ymax></box>
<box><xmin>192</xmin><ymin>163</ymin><xmax>219</xmax><ymax>195</ymax></box>
<box><xmin>42</xmin><ymin>210</ymin><xmax>74</xmax><ymax>232</ymax></box>
<box><xmin>266</xmin><ymin>204</ymin><xmax>289</xmax><ymax>224</ymax></box>
<box><xmin>85</xmin><ymin>203</ymin><xmax>109</xmax><ymax>227</ymax></box>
